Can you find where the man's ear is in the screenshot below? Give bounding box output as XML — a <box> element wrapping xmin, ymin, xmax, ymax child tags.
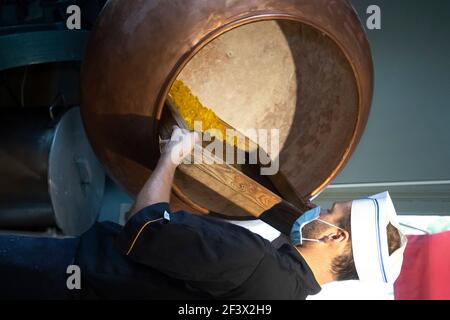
<box><xmin>322</xmin><ymin>229</ymin><xmax>349</xmax><ymax>244</ymax></box>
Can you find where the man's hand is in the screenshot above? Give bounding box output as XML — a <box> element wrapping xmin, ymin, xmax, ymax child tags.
<box><xmin>161</xmin><ymin>126</ymin><xmax>200</xmax><ymax>166</ymax></box>
<box><xmin>128</xmin><ymin>126</ymin><xmax>200</xmax><ymax>220</ymax></box>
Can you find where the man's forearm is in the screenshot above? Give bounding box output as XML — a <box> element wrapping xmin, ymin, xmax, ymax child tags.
<box><xmin>128</xmin><ymin>153</ymin><xmax>177</xmax><ymax>219</ymax></box>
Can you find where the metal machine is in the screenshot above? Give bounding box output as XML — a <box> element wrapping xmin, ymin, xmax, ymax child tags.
<box><xmin>0</xmin><ymin>0</ymin><xmax>107</xmax><ymax>235</ymax></box>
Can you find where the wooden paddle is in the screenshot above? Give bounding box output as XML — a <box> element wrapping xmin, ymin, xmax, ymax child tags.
<box><xmin>160</xmin><ymin>98</ymin><xmax>310</xmax><ymax>235</ymax></box>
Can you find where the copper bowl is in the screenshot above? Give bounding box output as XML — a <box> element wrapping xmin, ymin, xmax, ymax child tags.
<box><xmin>81</xmin><ymin>0</ymin><xmax>373</xmax><ymax>218</ymax></box>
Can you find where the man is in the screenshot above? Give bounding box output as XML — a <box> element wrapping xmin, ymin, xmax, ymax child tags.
<box><xmin>0</xmin><ymin>127</ymin><xmax>406</xmax><ymax>299</ymax></box>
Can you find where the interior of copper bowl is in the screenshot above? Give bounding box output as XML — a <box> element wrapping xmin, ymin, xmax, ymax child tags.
<box><xmin>163</xmin><ymin>20</ymin><xmax>358</xmax><ymax>218</ymax></box>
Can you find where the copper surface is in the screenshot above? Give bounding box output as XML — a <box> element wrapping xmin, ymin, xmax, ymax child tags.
<box><xmin>81</xmin><ymin>0</ymin><xmax>373</xmax><ymax>217</ymax></box>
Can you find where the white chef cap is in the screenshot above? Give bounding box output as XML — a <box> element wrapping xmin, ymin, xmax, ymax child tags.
<box><xmin>351</xmin><ymin>191</ymin><xmax>408</xmax><ymax>283</ymax></box>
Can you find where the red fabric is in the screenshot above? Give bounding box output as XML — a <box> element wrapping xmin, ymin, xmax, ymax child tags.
<box><xmin>394</xmin><ymin>231</ymin><xmax>450</xmax><ymax>300</ymax></box>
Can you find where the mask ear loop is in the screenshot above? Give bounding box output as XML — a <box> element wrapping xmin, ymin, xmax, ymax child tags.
<box><xmin>301</xmin><ymin>238</ymin><xmax>323</xmax><ymax>243</ymax></box>
<box><xmin>316</xmin><ymin>219</ymin><xmax>346</xmax><ymax>233</ymax></box>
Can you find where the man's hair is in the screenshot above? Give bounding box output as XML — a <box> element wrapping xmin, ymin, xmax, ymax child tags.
<box><xmin>331</xmin><ymin>213</ymin><xmax>402</xmax><ymax>281</ymax></box>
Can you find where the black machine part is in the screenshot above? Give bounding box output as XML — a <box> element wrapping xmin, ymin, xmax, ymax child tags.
<box><xmin>0</xmin><ymin>107</ymin><xmax>105</xmax><ymax>235</ymax></box>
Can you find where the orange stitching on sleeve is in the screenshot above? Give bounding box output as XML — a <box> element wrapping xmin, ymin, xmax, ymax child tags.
<box><xmin>126</xmin><ymin>217</ymin><xmax>164</xmax><ymax>255</ymax></box>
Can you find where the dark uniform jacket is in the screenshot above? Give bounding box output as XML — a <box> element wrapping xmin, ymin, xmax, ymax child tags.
<box><xmin>74</xmin><ymin>203</ymin><xmax>321</xmax><ymax>299</ymax></box>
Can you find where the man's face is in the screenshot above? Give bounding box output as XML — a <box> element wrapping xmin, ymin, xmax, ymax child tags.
<box><xmin>301</xmin><ymin>201</ymin><xmax>352</xmax><ymax>241</ymax></box>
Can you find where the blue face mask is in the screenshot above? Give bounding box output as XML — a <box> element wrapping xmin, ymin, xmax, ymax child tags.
<box><xmin>290</xmin><ymin>206</ymin><xmax>343</xmax><ymax>246</ymax></box>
